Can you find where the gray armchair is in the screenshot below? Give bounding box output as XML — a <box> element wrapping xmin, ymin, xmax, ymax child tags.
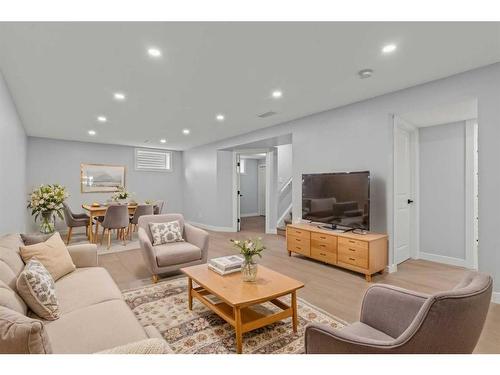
<box><xmin>305</xmin><ymin>271</ymin><xmax>492</xmax><ymax>354</ymax></box>
<box><xmin>63</xmin><ymin>202</ymin><xmax>90</xmax><ymax>244</ymax></box>
<box><xmin>138</xmin><ymin>214</ymin><xmax>209</xmax><ymax>283</ymax></box>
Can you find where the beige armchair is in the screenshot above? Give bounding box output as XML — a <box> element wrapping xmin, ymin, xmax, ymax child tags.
<box><xmin>305</xmin><ymin>271</ymin><xmax>492</xmax><ymax>354</ymax></box>
<box><xmin>138</xmin><ymin>214</ymin><xmax>209</xmax><ymax>283</ymax></box>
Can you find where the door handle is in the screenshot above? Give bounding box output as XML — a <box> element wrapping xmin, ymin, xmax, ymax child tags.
<box><xmin>407</xmin><ymin>199</ymin><xmax>414</xmax><ymax>204</ymax></box>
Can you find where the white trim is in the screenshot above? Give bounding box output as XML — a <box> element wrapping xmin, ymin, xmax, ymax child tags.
<box><xmin>464</xmin><ymin>119</ymin><xmax>479</xmax><ymax>270</ymax></box>
<box><xmin>418</xmin><ymin>251</ymin><xmax>467</xmax><ymax>268</ymax></box>
<box><xmin>187</xmin><ymin>221</ymin><xmax>236</xmax><ymax>233</ymax></box>
<box><xmin>386</xmin><ymin>264</ymin><xmax>398</xmax><ymax>273</ymax></box>
<box><xmin>240</xmin><ymin>212</ymin><xmax>260</xmax><ymax>218</ymax></box>
<box><xmin>492</xmin><ymin>292</ymin><xmax>500</xmax><ymax>305</ymax></box>
<box><xmin>231</xmin><ymin>152</ymin><xmax>238</xmax><ymax>232</ymax></box>
<box><xmin>279</xmin><ymin>176</ymin><xmax>293</xmax><ymax>193</ymax></box>
<box><xmin>277</xmin><ymin>203</ymin><xmax>293</xmax><ymax>228</ymax></box>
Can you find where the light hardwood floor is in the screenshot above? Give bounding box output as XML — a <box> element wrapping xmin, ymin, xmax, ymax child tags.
<box><xmin>98</xmin><ymin>216</ymin><xmax>500</xmax><ymax>353</ymax></box>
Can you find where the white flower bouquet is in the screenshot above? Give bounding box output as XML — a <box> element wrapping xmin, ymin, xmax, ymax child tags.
<box><xmin>27</xmin><ymin>184</ymin><xmax>69</xmax><ymax>233</ymax></box>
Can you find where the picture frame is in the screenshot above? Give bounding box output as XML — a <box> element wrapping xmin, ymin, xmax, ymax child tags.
<box><xmin>80</xmin><ymin>163</ymin><xmax>126</xmax><ymax>193</ymax></box>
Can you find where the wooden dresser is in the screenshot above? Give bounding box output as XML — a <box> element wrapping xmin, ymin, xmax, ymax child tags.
<box><xmin>286</xmin><ymin>223</ymin><xmax>388</xmax><ymax>281</ymax></box>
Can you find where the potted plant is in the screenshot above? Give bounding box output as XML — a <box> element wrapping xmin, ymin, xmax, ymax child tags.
<box><xmin>27</xmin><ymin>184</ymin><xmax>68</xmax><ymax>234</ymax></box>
<box><xmin>230</xmin><ymin>238</ymin><xmax>265</xmax><ymax>282</ymax></box>
<box><xmin>111</xmin><ymin>186</ymin><xmax>132</xmax><ymax>204</ymax></box>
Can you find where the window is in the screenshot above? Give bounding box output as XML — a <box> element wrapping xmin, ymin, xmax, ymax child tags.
<box><xmin>239</xmin><ymin>159</ymin><xmax>246</xmax><ymax>174</ymax></box>
<box><xmin>135</xmin><ymin>148</ymin><xmax>172</xmax><ymax>171</ymax></box>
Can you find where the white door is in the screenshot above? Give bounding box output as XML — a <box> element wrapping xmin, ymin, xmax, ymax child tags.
<box><xmin>394</xmin><ymin>119</ymin><xmax>414</xmax><ymax>264</ymax></box>
<box><xmin>258</xmin><ymin>164</ymin><xmax>266</xmax><ymax>216</ymax></box>
<box><xmin>236</xmin><ymin>154</ymin><xmax>242</xmax><ymax>231</ymax></box>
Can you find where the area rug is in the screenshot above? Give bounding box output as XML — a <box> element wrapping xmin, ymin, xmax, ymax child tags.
<box><xmin>122</xmin><ymin>277</ymin><xmax>345</xmax><ymax>354</ymax></box>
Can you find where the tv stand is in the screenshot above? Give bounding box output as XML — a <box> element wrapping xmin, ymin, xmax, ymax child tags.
<box><xmin>286</xmin><ymin>223</ymin><xmax>388</xmax><ymax>282</ymax></box>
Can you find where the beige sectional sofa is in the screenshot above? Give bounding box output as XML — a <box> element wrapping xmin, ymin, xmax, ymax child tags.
<box><xmin>0</xmin><ymin>233</ymin><xmax>170</xmax><ymax>354</ymax></box>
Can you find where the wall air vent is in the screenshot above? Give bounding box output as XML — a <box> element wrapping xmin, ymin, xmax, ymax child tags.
<box><xmin>258</xmin><ymin>111</ymin><xmax>277</xmax><ymax>118</ymax></box>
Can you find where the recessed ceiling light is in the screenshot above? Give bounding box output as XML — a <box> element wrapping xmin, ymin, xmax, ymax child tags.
<box><xmin>113</xmin><ymin>92</ymin><xmax>126</xmax><ymax>101</ymax></box>
<box><xmin>97</xmin><ymin>116</ymin><xmax>107</xmax><ymax>123</ymax></box>
<box><xmin>160</xmin><ymin>138</ymin><xmax>167</xmax><ymax>143</ymax></box>
<box><xmin>88</xmin><ymin>130</ymin><xmax>96</xmax><ymax>136</ymax></box>
<box><xmin>358</xmin><ymin>69</ymin><xmax>374</xmax><ymax>79</ymax></box>
<box><xmin>147</xmin><ymin>47</ymin><xmax>162</xmax><ymax>58</ymax></box>
<box><xmin>216</xmin><ymin>114</ymin><xmax>225</xmax><ymax>121</ymax></box>
<box><xmin>382</xmin><ymin>44</ymin><xmax>397</xmax><ymax>54</ymax></box>
<box><xmin>182</xmin><ymin>129</ymin><xmax>190</xmax><ymax>135</ymax></box>
<box><xmin>272</xmin><ymin>90</ymin><xmax>283</xmax><ymax>99</ymax></box>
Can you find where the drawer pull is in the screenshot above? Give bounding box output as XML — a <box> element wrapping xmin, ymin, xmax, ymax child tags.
<box><xmin>320</xmin><ymin>252</ymin><xmax>326</xmax><ymax>256</ymax></box>
<box><xmin>320</xmin><ymin>236</ymin><xmax>326</xmax><ymax>240</ymax></box>
<box><xmin>295</xmin><ymin>238</ymin><xmax>302</xmax><ymax>242</ymax></box>
<box><xmin>320</xmin><ymin>244</ymin><xmax>326</xmax><ymax>248</ymax></box>
<box><xmin>349</xmin><ymin>257</ymin><xmax>356</xmax><ymax>261</ymax></box>
<box><xmin>349</xmin><ymin>248</ymin><xmax>356</xmax><ymax>252</ymax></box>
<box><xmin>297</xmin><ymin>246</ymin><xmax>302</xmax><ymax>250</ymax></box>
<box><xmin>349</xmin><ymin>240</ymin><xmax>356</xmax><ymax>244</ymax></box>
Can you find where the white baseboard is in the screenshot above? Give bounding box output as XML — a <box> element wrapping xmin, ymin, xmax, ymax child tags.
<box><xmin>386</xmin><ymin>264</ymin><xmax>398</xmax><ymax>273</ymax></box>
<box><xmin>240</xmin><ymin>213</ymin><xmax>260</xmax><ymax>218</ymax></box>
<box><xmin>418</xmin><ymin>251</ymin><xmax>467</xmax><ymax>268</ymax></box>
<box><xmin>492</xmin><ymin>292</ymin><xmax>500</xmax><ymax>304</ymax></box>
<box><xmin>187</xmin><ymin>221</ymin><xmax>236</xmax><ymax>233</ymax></box>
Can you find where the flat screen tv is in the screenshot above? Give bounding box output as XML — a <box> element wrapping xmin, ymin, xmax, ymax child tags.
<box><xmin>302</xmin><ymin>171</ymin><xmax>370</xmax><ymax>230</ymax></box>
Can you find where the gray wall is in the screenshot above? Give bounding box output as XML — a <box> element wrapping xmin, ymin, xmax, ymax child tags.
<box><xmin>277</xmin><ymin>144</ymin><xmax>292</xmax><ymax>189</ymax></box>
<box><xmin>240</xmin><ymin>159</ymin><xmax>258</xmax><ymax>215</ymax></box>
<box><xmin>26</xmin><ymin>137</ymin><xmax>184</xmax><ymax>231</ymax></box>
<box><xmin>419</xmin><ymin>121</ymin><xmax>466</xmax><ymax>260</ymax></box>
<box><xmin>0</xmin><ymin>72</ymin><xmax>27</xmax><ymax>233</ymax></box>
<box><xmin>182</xmin><ymin>63</ymin><xmax>500</xmax><ymax>293</ymax></box>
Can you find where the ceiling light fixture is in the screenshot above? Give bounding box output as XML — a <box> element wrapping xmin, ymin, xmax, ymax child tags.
<box><xmin>160</xmin><ymin>138</ymin><xmax>167</xmax><ymax>143</ymax></box>
<box><xmin>382</xmin><ymin>43</ymin><xmax>397</xmax><ymax>54</ymax></box>
<box><xmin>272</xmin><ymin>90</ymin><xmax>283</xmax><ymax>99</ymax></box>
<box><xmin>182</xmin><ymin>129</ymin><xmax>190</xmax><ymax>135</ymax></box>
<box><xmin>113</xmin><ymin>92</ymin><xmax>126</xmax><ymax>101</ymax></box>
<box><xmin>216</xmin><ymin>114</ymin><xmax>225</xmax><ymax>121</ymax></box>
<box><xmin>358</xmin><ymin>69</ymin><xmax>374</xmax><ymax>79</ymax></box>
<box><xmin>147</xmin><ymin>47</ymin><xmax>162</xmax><ymax>58</ymax></box>
<box><xmin>97</xmin><ymin>116</ymin><xmax>107</xmax><ymax>123</ymax></box>
<box><xmin>88</xmin><ymin>130</ymin><xmax>96</xmax><ymax>136</ymax></box>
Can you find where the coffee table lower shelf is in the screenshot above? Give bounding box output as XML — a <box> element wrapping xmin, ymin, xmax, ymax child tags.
<box><xmin>187</xmin><ymin>279</ymin><xmax>298</xmax><ymax>353</ymax></box>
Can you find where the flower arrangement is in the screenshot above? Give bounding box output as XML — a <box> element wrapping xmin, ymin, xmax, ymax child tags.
<box><xmin>27</xmin><ymin>184</ymin><xmax>68</xmax><ymax>233</ymax></box>
<box><xmin>230</xmin><ymin>238</ymin><xmax>265</xmax><ymax>282</ymax></box>
<box><xmin>111</xmin><ymin>186</ymin><xmax>132</xmax><ymax>202</ymax></box>
<box><xmin>230</xmin><ymin>238</ymin><xmax>266</xmax><ymax>263</ymax></box>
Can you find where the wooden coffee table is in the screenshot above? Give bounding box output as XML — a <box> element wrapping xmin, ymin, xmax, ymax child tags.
<box><xmin>181</xmin><ymin>264</ymin><xmax>304</xmax><ymax>353</ymax></box>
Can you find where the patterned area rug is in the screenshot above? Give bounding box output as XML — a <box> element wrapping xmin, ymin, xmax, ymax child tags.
<box><xmin>122</xmin><ymin>277</ymin><xmax>345</xmax><ymax>354</ymax></box>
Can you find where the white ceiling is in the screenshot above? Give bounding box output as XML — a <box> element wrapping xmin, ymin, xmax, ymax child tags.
<box><xmin>0</xmin><ymin>22</ymin><xmax>498</xmax><ymax>150</ymax></box>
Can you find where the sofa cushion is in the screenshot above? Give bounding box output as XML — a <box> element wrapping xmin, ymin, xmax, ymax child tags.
<box><xmin>44</xmin><ymin>299</ymin><xmax>149</xmax><ymax>353</ymax></box>
<box><xmin>155</xmin><ymin>242</ymin><xmax>201</xmax><ymax>267</ymax></box>
<box><xmin>0</xmin><ymin>279</ymin><xmax>27</xmax><ymax>315</ymax></box>
<box><xmin>0</xmin><ymin>233</ymin><xmax>26</xmax><ymax>290</ymax></box>
<box><xmin>149</xmin><ymin>220</ymin><xmax>184</xmax><ymax>245</ymax></box>
<box><xmin>54</xmin><ymin>267</ymin><xmax>122</xmax><ymax>315</ymax></box>
<box><xmin>0</xmin><ymin>306</ymin><xmax>52</xmax><ymax>354</ymax></box>
<box><xmin>20</xmin><ymin>232</ymin><xmax>76</xmax><ymax>281</ymax></box>
<box><xmin>16</xmin><ymin>260</ymin><xmax>60</xmax><ymax>321</ymax></box>
<box><xmin>20</xmin><ymin>233</ymin><xmax>53</xmax><ymax>246</ymax></box>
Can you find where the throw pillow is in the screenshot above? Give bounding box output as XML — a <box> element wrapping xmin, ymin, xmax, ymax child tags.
<box><xmin>16</xmin><ymin>260</ymin><xmax>60</xmax><ymax>320</ymax></box>
<box><xmin>149</xmin><ymin>221</ymin><xmax>184</xmax><ymax>246</ymax></box>
<box><xmin>0</xmin><ymin>305</ymin><xmax>53</xmax><ymax>354</ymax></box>
<box><xmin>20</xmin><ymin>233</ymin><xmax>53</xmax><ymax>246</ymax></box>
<box><xmin>20</xmin><ymin>232</ymin><xmax>75</xmax><ymax>281</ymax></box>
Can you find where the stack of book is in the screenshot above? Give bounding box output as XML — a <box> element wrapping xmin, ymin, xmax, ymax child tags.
<box><xmin>208</xmin><ymin>255</ymin><xmax>244</xmax><ymax>275</ymax></box>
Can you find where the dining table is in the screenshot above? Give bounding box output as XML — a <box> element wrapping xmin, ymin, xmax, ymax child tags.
<box><xmin>82</xmin><ymin>203</ymin><xmax>138</xmax><ymax>243</ymax></box>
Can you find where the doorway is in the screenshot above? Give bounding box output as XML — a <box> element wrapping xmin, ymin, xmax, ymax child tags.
<box><xmin>393</xmin><ymin>100</ymin><xmax>479</xmax><ymax>270</ymax></box>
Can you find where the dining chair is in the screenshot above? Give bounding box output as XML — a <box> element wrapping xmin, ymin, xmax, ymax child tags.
<box><xmin>99</xmin><ymin>204</ymin><xmax>130</xmax><ymax>249</ymax></box>
<box><xmin>62</xmin><ymin>202</ymin><xmax>90</xmax><ymax>244</ymax></box>
<box><xmin>153</xmin><ymin>200</ymin><xmax>165</xmax><ymax>215</ymax></box>
<box><xmin>128</xmin><ymin>204</ymin><xmax>153</xmax><ymax>239</ymax></box>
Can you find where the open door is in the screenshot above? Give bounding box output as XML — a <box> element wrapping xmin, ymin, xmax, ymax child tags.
<box><xmin>236</xmin><ymin>154</ymin><xmax>242</xmax><ymax>232</ymax></box>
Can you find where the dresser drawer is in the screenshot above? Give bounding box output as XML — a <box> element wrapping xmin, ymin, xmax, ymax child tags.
<box><xmin>287</xmin><ymin>227</ymin><xmax>311</xmax><ymax>240</ymax></box>
<box><xmin>287</xmin><ymin>235</ymin><xmax>310</xmax><ymax>256</ymax></box>
<box><xmin>311</xmin><ymin>232</ymin><xmax>337</xmax><ymax>244</ymax></box>
<box><xmin>311</xmin><ymin>239</ymin><xmax>336</xmax><ymax>253</ymax></box>
<box><xmin>311</xmin><ymin>247</ymin><xmax>337</xmax><ymax>264</ymax></box>
<box><xmin>338</xmin><ymin>242</ymin><xmax>368</xmax><ymax>260</ymax></box>
<box><xmin>338</xmin><ymin>252</ymin><xmax>368</xmax><ymax>269</ymax></box>
<box><xmin>338</xmin><ymin>237</ymin><xmax>368</xmax><ymax>250</ymax></box>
